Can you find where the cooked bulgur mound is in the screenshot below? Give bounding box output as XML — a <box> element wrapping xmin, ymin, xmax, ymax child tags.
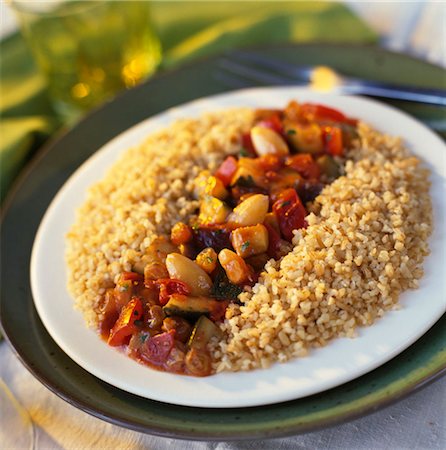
<box><xmin>66</xmin><ymin>108</ymin><xmax>432</xmax><ymax>373</ymax></box>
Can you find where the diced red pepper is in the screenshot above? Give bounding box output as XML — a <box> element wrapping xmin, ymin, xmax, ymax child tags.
<box><xmin>323</xmin><ymin>126</ymin><xmax>344</xmax><ymax>157</ymax></box>
<box><xmin>156</xmin><ymin>279</ymin><xmax>191</xmax><ymax>306</ymax></box>
<box><xmin>300</xmin><ymin>103</ymin><xmax>348</xmax><ymax>124</ymax></box>
<box><xmin>264</xmin><ymin>222</ymin><xmax>282</xmax><ymax>259</ymax></box>
<box><xmin>215</xmin><ymin>156</ymin><xmax>238</xmax><ymax>187</ymax></box>
<box><xmin>108</xmin><ymin>297</ymin><xmax>144</xmax><ymax>347</ymax></box>
<box><xmin>286</xmin><ymin>154</ymin><xmax>321</xmax><ymax>180</ymax></box>
<box><xmin>241</xmin><ymin>133</ymin><xmax>257</xmax><ymax>157</ymax></box>
<box><xmin>258</xmin><ymin>113</ymin><xmax>283</xmax><ymax>134</ymax></box>
<box><xmin>273</xmin><ymin>189</ymin><xmax>307</xmax><ymax>241</ymax></box>
<box><xmin>141</xmin><ymin>330</ymin><xmax>175</xmax><ymax>365</ymax></box>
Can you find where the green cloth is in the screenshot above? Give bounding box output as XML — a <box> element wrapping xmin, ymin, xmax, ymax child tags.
<box><xmin>0</xmin><ymin>1</ymin><xmax>376</xmax><ymax>200</ymax></box>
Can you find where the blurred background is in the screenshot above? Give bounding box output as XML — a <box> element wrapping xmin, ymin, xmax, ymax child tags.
<box><xmin>1</xmin><ymin>1</ymin><xmax>445</xmax><ymax>200</ymax></box>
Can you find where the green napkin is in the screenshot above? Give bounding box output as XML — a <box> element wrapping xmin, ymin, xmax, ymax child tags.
<box><xmin>0</xmin><ymin>1</ymin><xmax>376</xmax><ymax>201</ymax></box>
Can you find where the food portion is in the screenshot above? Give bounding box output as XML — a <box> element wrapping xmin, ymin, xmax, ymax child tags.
<box><xmin>66</xmin><ymin>100</ymin><xmax>432</xmax><ymax>377</ymax></box>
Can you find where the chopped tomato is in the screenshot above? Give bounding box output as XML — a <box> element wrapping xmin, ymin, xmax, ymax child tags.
<box><xmin>323</xmin><ymin>126</ymin><xmax>344</xmax><ymax>157</ymax></box>
<box><xmin>215</xmin><ymin>156</ymin><xmax>238</xmax><ymax>187</ymax></box>
<box><xmin>141</xmin><ymin>330</ymin><xmax>175</xmax><ymax>365</ymax></box>
<box><xmin>264</xmin><ymin>222</ymin><xmax>281</xmax><ymax>259</ymax></box>
<box><xmin>272</xmin><ymin>189</ymin><xmax>307</xmax><ymax>241</ymax></box>
<box><xmin>156</xmin><ymin>279</ymin><xmax>191</xmax><ymax>306</ymax></box>
<box><xmin>300</xmin><ymin>103</ymin><xmax>350</xmax><ymax>124</ymax></box>
<box><xmin>258</xmin><ymin>113</ymin><xmax>283</xmax><ymax>134</ymax></box>
<box><xmin>108</xmin><ymin>297</ymin><xmax>144</xmax><ymax>347</ymax></box>
<box><xmin>286</xmin><ymin>154</ymin><xmax>321</xmax><ymax>179</ymax></box>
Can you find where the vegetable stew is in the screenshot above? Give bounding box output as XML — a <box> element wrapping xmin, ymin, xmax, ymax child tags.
<box><xmin>97</xmin><ymin>100</ymin><xmax>358</xmax><ymax>376</ymax></box>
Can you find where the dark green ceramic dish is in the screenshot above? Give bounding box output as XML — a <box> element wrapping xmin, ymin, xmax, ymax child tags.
<box><xmin>1</xmin><ymin>44</ymin><xmax>445</xmax><ymax>440</ymax></box>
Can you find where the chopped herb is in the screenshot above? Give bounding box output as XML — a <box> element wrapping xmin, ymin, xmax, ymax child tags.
<box><xmin>118</xmin><ymin>284</ymin><xmax>129</xmax><ymax>292</ymax></box>
<box><xmin>232</xmin><ymin>175</ymin><xmax>256</xmax><ymax>188</ymax></box>
<box><xmin>239</xmin><ymin>148</ymin><xmax>249</xmax><ymax>157</ymax></box>
<box><xmin>287</xmin><ymin>129</ymin><xmax>296</xmax><ymax>135</ymax></box>
<box><xmin>241</xmin><ymin>241</ymin><xmax>250</xmax><ymax>251</ymax></box>
<box><xmin>133</xmin><ymin>310</ymin><xmax>140</xmax><ymax>316</ymax></box>
<box><xmin>140</xmin><ymin>334</ymin><xmax>148</xmax><ymax>343</ymax></box>
<box><xmin>206</xmin><ymin>256</ymin><xmax>214</xmax><ymax>263</ymax></box>
<box><xmin>325</xmin><ymin>132</ymin><xmax>332</xmax><ymax>142</ymax></box>
<box><xmin>280</xmin><ymin>200</ymin><xmax>291</xmax><ymax>208</ymax></box>
<box><xmin>134</xmin><ymin>320</ymin><xmax>143</xmax><ymax>327</ymax></box>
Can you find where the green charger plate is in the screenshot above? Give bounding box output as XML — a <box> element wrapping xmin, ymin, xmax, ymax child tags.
<box><xmin>1</xmin><ymin>44</ymin><xmax>445</xmax><ymax>440</ymax></box>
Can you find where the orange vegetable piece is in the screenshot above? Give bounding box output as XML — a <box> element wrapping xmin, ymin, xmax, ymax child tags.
<box><xmin>324</xmin><ymin>126</ymin><xmax>343</xmax><ymax>157</ymax></box>
<box><xmin>108</xmin><ymin>297</ymin><xmax>144</xmax><ymax>347</ymax></box>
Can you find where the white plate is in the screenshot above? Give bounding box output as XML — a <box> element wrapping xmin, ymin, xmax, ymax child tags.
<box><xmin>31</xmin><ymin>87</ymin><xmax>446</xmax><ymax>408</ymax></box>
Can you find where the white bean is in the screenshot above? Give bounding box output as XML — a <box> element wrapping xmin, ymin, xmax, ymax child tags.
<box><xmin>227</xmin><ymin>194</ymin><xmax>269</xmax><ymax>227</ymax></box>
<box><xmin>165</xmin><ymin>253</ymin><xmax>212</xmax><ymax>296</ymax></box>
<box><xmin>251</xmin><ymin>126</ymin><xmax>289</xmax><ymax>156</ymax></box>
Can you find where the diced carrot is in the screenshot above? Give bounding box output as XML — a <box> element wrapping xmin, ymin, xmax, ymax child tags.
<box><xmin>171</xmin><ymin>222</ymin><xmax>193</xmax><ymax>245</ymax></box>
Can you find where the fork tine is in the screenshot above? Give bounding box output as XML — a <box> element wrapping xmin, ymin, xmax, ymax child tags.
<box><xmin>214</xmin><ymin>68</ymin><xmax>255</xmax><ymax>89</ymax></box>
<box><xmin>217</xmin><ymin>58</ymin><xmax>296</xmax><ymax>86</ymax></box>
<box><xmin>229</xmin><ymin>51</ymin><xmax>314</xmax><ymax>80</ymax></box>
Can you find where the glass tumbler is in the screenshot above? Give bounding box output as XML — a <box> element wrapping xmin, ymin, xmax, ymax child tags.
<box><xmin>10</xmin><ymin>0</ymin><xmax>162</xmax><ymax>122</ymax></box>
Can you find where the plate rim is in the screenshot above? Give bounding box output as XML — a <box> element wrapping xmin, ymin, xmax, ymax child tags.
<box><xmin>1</xmin><ymin>320</ymin><xmax>445</xmax><ymax>440</ymax></box>
<box><xmin>29</xmin><ymin>86</ymin><xmax>446</xmax><ymax>408</ymax></box>
<box><xmin>2</xmin><ymin>43</ymin><xmax>446</xmax><ymax>439</ymax></box>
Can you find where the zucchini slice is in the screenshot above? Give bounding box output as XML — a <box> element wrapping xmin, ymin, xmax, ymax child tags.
<box><xmin>188</xmin><ymin>315</ymin><xmax>223</xmax><ymax>351</ymax></box>
<box><xmin>163</xmin><ymin>294</ymin><xmax>224</xmax><ymax>321</ymax></box>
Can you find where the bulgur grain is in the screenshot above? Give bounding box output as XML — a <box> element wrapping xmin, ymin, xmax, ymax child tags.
<box><xmin>66</xmin><ymin>109</ymin><xmax>254</xmax><ymax>327</ymax></box>
<box><xmin>214</xmin><ymin>122</ymin><xmax>432</xmax><ymax>372</ymax></box>
<box><xmin>66</xmin><ymin>110</ymin><xmax>432</xmax><ymax>373</ymax></box>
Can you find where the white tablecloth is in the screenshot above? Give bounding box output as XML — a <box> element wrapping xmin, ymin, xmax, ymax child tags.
<box><xmin>1</xmin><ymin>342</ymin><xmax>445</xmax><ymax>449</ymax></box>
